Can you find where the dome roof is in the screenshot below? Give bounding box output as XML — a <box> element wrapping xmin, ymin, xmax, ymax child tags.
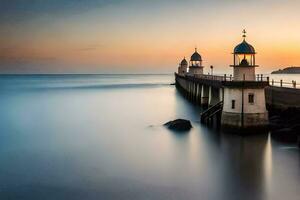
<box><xmin>180</xmin><ymin>57</ymin><xmax>188</xmax><ymax>65</ymax></box>
<box><xmin>234</xmin><ymin>40</ymin><xmax>255</xmax><ymax>54</ymax></box>
<box><xmin>190</xmin><ymin>49</ymin><xmax>202</xmax><ymax>61</ymax></box>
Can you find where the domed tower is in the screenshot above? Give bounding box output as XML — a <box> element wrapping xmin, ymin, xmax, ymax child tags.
<box><xmin>188</xmin><ymin>48</ymin><xmax>204</xmax><ymax>75</ymax></box>
<box><xmin>221</xmin><ymin>30</ymin><xmax>269</xmax><ymax>132</ymax></box>
<box><xmin>178</xmin><ymin>57</ymin><xmax>188</xmax><ymax>75</ymax></box>
<box><xmin>231</xmin><ymin>29</ymin><xmax>257</xmax><ymax>81</ymax></box>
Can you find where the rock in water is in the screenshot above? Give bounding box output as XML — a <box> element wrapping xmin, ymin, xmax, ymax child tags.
<box><xmin>164</xmin><ymin>119</ymin><xmax>192</xmax><ymax>131</ymax></box>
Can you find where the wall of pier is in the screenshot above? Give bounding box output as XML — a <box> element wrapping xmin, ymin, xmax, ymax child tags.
<box><xmin>265</xmin><ymin>86</ymin><xmax>300</xmax><ymax>110</ymax></box>
<box><xmin>175</xmin><ymin>74</ymin><xmax>223</xmax><ymax>107</ymax></box>
<box><xmin>176</xmin><ymin>74</ymin><xmax>300</xmax><ymax>111</ymax></box>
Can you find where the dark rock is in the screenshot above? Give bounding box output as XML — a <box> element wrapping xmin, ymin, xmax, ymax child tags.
<box><xmin>164</xmin><ymin>119</ymin><xmax>192</xmax><ymax>131</ymax></box>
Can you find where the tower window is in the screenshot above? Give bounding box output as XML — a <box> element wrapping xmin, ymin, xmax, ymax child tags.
<box><xmin>231</xmin><ymin>100</ymin><xmax>235</xmax><ymax>109</ymax></box>
<box><xmin>248</xmin><ymin>93</ymin><xmax>254</xmax><ymax>103</ymax></box>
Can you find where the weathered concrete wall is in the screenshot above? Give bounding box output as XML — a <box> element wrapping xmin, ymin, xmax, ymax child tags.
<box><xmin>201</xmin><ymin>85</ymin><xmax>209</xmax><ymax>106</ymax></box>
<box><xmin>176</xmin><ymin>73</ymin><xmax>270</xmax><ymax>130</ymax></box>
<box><xmin>188</xmin><ymin>67</ymin><xmax>203</xmax><ymax>75</ymax></box>
<box><xmin>221</xmin><ymin>112</ymin><xmax>268</xmax><ymax>128</ymax></box>
<box><xmin>177</xmin><ymin>75</ymin><xmax>300</xmax><ymax>111</ymax></box>
<box><xmin>209</xmin><ymin>86</ymin><xmax>221</xmax><ymax>106</ymax></box>
<box><xmin>223</xmin><ymin>88</ymin><xmax>267</xmax><ymax>114</ymax></box>
<box><xmin>233</xmin><ymin>66</ymin><xmax>255</xmax><ymax>81</ymax></box>
<box><xmin>266</xmin><ymin>86</ymin><xmax>300</xmax><ymax>109</ymax></box>
<box><xmin>222</xmin><ymin>87</ymin><xmax>268</xmax><ymax>129</ymax></box>
<box><xmin>176</xmin><ymin>75</ymin><xmax>187</xmax><ymax>90</ymax></box>
<box><xmin>176</xmin><ymin>74</ymin><xmax>224</xmax><ymax>108</ymax></box>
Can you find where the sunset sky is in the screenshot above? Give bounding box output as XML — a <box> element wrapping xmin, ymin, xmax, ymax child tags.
<box><xmin>1</xmin><ymin>0</ymin><xmax>300</xmax><ymax>74</ymax></box>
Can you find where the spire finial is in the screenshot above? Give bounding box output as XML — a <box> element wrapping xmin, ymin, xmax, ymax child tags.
<box><xmin>195</xmin><ymin>47</ymin><xmax>197</xmax><ymax>52</ymax></box>
<box><xmin>242</xmin><ymin>29</ymin><xmax>246</xmax><ymax>40</ymax></box>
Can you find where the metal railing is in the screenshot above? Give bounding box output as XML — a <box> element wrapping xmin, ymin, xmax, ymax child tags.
<box><xmin>189</xmin><ymin>74</ymin><xmax>269</xmax><ymax>82</ymax></box>
<box><xmin>255</xmin><ymin>74</ymin><xmax>269</xmax><ymax>82</ymax></box>
<box><xmin>200</xmin><ymin>101</ymin><xmax>223</xmax><ymax>124</ymax></box>
<box><xmin>270</xmin><ymin>79</ymin><xmax>299</xmax><ymax>89</ymax></box>
<box><xmin>182</xmin><ymin>72</ymin><xmax>299</xmax><ymax>89</ymax></box>
<box><xmin>193</xmin><ymin>74</ymin><xmax>228</xmax><ymax>81</ymax></box>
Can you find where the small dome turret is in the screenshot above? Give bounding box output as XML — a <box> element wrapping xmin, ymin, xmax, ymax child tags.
<box><xmin>189</xmin><ymin>48</ymin><xmax>203</xmax><ymax>68</ymax></box>
<box><xmin>180</xmin><ymin>57</ymin><xmax>188</xmax><ymax>65</ymax></box>
<box><xmin>190</xmin><ymin>48</ymin><xmax>202</xmax><ymax>61</ymax></box>
<box><xmin>234</xmin><ymin>40</ymin><xmax>255</xmax><ymax>54</ymax></box>
<box><xmin>231</xmin><ymin>30</ymin><xmax>257</xmax><ymax>81</ymax></box>
<box><xmin>232</xmin><ymin>30</ymin><xmax>257</xmax><ymax>68</ymax></box>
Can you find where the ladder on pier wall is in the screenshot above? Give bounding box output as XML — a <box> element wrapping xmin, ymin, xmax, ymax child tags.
<box><xmin>200</xmin><ymin>101</ymin><xmax>223</xmax><ymax>125</ymax></box>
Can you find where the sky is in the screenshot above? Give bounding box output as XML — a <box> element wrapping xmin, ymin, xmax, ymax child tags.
<box><xmin>1</xmin><ymin>0</ymin><xmax>300</xmax><ymax>74</ymax></box>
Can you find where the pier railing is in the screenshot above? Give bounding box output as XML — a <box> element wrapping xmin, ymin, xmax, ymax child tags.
<box><xmin>187</xmin><ymin>74</ymin><xmax>269</xmax><ymax>82</ymax></box>
<box><xmin>182</xmin><ymin>73</ymin><xmax>299</xmax><ymax>88</ymax></box>
<box><xmin>270</xmin><ymin>79</ymin><xmax>299</xmax><ymax>89</ymax></box>
<box><xmin>200</xmin><ymin>101</ymin><xmax>224</xmax><ymax>124</ymax></box>
<box><xmin>193</xmin><ymin>74</ymin><xmax>228</xmax><ymax>81</ymax></box>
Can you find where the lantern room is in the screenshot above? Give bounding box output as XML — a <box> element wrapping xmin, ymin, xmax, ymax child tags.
<box><xmin>190</xmin><ymin>48</ymin><xmax>202</xmax><ymax>67</ymax></box>
<box><xmin>231</xmin><ymin>30</ymin><xmax>257</xmax><ymax>81</ymax></box>
<box><xmin>232</xmin><ymin>30</ymin><xmax>257</xmax><ymax>67</ymax></box>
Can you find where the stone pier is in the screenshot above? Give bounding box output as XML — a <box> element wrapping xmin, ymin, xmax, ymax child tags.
<box><xmin>201</xmin><ymin>85</ymin><xmax>209</xmax><ymax>107</ymax></box>
<box><xmin>209</xmin><ymin>86</ymin><xmax>222</xmax><ymax>107</ymax></box>
<box><xmin>175</xmin><ymin>73</ymin><xmax>223</xmax><ymax>107</ymax></box>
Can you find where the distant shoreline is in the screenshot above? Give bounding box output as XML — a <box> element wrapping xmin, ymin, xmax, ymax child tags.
<box><xmin>271</xmin><ymin>67</ymin><xmax>300</xmax><ymax>74</ymax></box>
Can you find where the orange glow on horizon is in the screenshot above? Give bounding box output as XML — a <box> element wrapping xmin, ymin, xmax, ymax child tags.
<box><xmin>2</xmin><ymin>0</ymin><xmax>300</xmax><ymax>73</ymax></box>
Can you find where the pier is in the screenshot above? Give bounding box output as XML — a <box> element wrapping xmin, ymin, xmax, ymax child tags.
<box><xmin>175</xmin><ymin>30</ymin><xmax>300</xmax><ymax>132</ymax></box>
<box><xmin>175</xmin><ymin>73</ymin><xmax>267</xmax><ymax>126</ymax></box>
<box><xmin>266</xmin><ymin>84</ymin><xmax>300</xmax><ymax>110</ymax></box>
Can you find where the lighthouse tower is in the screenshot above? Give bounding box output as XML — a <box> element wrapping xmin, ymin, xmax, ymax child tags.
<box><xmin>178</xmin><ymin>57</ymin><xmax>188</xmax><ymax>75</ymax></box>
<box><xmin>188</xmin><ymin>48</ymin><xmax>204</xmax><ymax>75</ymax></box>
<box><xmin>232</xmin><ymin>30</ymin><xmax>257</xmax><ymax>81</ymax></box>
<box><xmin>221</xmin><ymin>30</ymin><xmax>269</xmax><ymax>132</ymax></box>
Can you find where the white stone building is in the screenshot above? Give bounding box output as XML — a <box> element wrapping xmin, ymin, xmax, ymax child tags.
<box><xmin>221</xmin><ymin>31</ymin><xmax>269</xmax><ymax>130</ymax></box>
<box><xmin>177</xmin><ymin>57</ymin><xmax>188</xmax><ymax>75</ymax></box>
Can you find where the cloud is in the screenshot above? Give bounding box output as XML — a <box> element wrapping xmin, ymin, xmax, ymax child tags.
<box><xmin>0</xmin><ymin>46</ymin><xmax>58</xmax><ymax>64</ymax></box>
<box><xmin>0</xmin><ymin>0</ymin><xmax>126</xmax><ymax>23</ymax></box>
<box><xmin>0</xmin><ymin>56</ymin><xmax>57</xmax><ymax>63</ymax></box>
<box><xmin>76</xmin><ymin>44</ymin><xmax>104</xmax><ymax>51</ymax></box>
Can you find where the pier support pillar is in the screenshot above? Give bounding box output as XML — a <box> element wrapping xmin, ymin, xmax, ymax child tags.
<box><xmin>201</xmin><ymin>85</ymin><xmax>209</xmax><ymax>107</ymax></box>
<box><xmin>194</xmin><ymin>83</ymin><xmax>198</xmax><ymax>103</ymax></box>
<box><xmin>196</xmin><ymin>84</ymin><xmax>201</xmax><ymax>104</ymax></box>
<box><xmin>188</xmin><ymin>81</ymin><xmax>191</xmax><ymax>99</ymax></box>
<box><xmin>190</xmin><ymin>81</ymin><xmax>194</xmax><ymax>100</ymax></box>
<box><xmin>208</xmin><ymin>86</ymin><xmax>221</xmax><ymax>106</ymax></box>
<box><xmin>193</xmin><ymin>82</ymin><xmax>196</xmax><ymax>102</ymax></box>
<box><xmin>191</xmin><ymin>82</ymin><xmax>195</xmax><ymax>101</ymax></box>
<box><xmin>219</xmin><ymin>88</ymin><xmax>224</xmax><ymax>102</ymax></box>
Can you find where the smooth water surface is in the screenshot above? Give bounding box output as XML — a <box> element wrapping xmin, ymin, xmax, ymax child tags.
<box><xmin>0</xmin><ymin>74</ymin><xmax>299</xmax><ymax>200</ymax></box>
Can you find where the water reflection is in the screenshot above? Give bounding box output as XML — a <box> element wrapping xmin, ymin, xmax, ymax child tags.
<box><xmin>0</xmin><ymin>75</ymin><xmax>299</xmax><ymax>200</ymax></box>
<box><xmin>218</xmin><ymin>133</ymin><xmax>269</xmax><ymax>200</ymax></box>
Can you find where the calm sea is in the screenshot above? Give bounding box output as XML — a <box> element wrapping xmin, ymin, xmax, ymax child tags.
<box><xmin>0</xmin><ymin>74</ymin><xmax>299</xmax><ymax>200</ymax></box>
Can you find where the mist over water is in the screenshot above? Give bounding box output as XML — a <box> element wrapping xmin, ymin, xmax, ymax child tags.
<box><xmin>0</xmin><ymin>74</ymin><xmax>299</xmax><ymax>200</ymax></box>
